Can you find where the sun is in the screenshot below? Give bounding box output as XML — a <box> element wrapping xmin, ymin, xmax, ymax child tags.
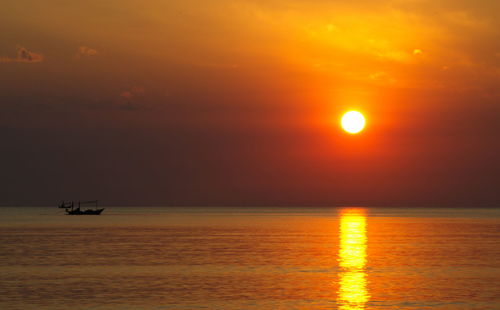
<box><xmin>341</xmin><ymin>111</ymin><xmax>366</xmax><ymax>134</ymax></box>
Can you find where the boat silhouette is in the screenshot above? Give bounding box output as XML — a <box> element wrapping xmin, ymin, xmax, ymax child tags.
<box><xmin>59</xmin><ymin>200</ymin><xmax>104</xmax><ymax>215</ymax></box>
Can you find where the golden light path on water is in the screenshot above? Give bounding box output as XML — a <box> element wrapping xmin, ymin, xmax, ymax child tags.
<box><xmin>338</xmin><ymin>208</ymin><xmax>369</xmax><ymax>310</ymax></box>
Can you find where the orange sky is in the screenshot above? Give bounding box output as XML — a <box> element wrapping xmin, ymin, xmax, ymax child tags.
<box><xmin>1</xmin><ymin>0</ymin><xmax>499</xmax><ymax>206</ymax></box>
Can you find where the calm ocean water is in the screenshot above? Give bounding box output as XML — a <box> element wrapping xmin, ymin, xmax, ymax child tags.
<box><xmin>1</xmin><ymin>207</ymin><xmax>499</xmax><ymax>309</ymax></box>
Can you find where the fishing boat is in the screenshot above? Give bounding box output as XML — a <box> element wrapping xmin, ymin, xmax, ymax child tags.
<box><xmin>58</xmin><ymin>200</ymin><xmax>105</xmax><ymax>215</ymax></box>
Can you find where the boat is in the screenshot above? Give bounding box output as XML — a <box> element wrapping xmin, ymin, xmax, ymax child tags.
<box><xmin>59</xmin><ymin>200</ymin><xmax>105</xmax><ymax>215</ymax></box>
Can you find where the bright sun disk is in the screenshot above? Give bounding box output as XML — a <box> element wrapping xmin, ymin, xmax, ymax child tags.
<box><xmin>341</xmin><ymin>111</ymin><xmax>366</xmax><ymax>134</ymax></box>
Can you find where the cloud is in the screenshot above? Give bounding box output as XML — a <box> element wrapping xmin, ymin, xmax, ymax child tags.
<box><xmin>0</xmin><ymin>46</ymin><xmax>44</xmax><ymax>63</ymax></box>
<box><xmin>75</xmin><ymin>46</ymin><xmax>98</xmax><ymax>59</ymax></box>
<box><xmin>118</xmin><ymin>86</ymin><xmax>147</xmax><ymax>109</ymax></box>
<box><xmin>369</xmin><ymin>71</ymin><xmax>397</xmax><ymax>85</ymax></box>
<box><xmin>120</xmin><ymin>86</ymin><xmax>145</xmax><ymax>99</ymax></box>
<box><xmin>120</xmin><ymin>91</ymin><xmax>133</xmax><ymax>99</ymax></box>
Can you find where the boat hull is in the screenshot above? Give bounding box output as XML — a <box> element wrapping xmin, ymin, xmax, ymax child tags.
<box><xmin>66</xmin><ymin>208</ymin><xmax>105</xmax><ymax>215</ymax></box>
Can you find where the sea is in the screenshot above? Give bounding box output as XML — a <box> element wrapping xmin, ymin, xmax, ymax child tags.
<box><xmin>1</xmin><ymin>206</ymin><xmax>499</xmax><ymax>310</ymax></box>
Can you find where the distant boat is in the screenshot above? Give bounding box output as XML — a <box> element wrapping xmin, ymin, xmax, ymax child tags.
<box><xmin>58</xmin><ymin>200</ymin><xmax>105</xmax><ymax>215</ymax></box>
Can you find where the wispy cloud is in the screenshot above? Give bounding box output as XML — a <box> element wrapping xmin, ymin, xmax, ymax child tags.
<box><xmin>120</xmin><ymin>86</ymin><xmax>145</xmax><ymax>99</ymax></box>
<box><xmin>75</xmin><ymin>46</ymin><xmax>98</xmax><ymax>59</ymax></box>
<box><xmin>0</xmin><ymin>46</ymin><xmax>44</xmax><ymax>63</ymax></box>
<box><xmin>118</xmin><ymin>86</ymin><xmax>147</xmax><ymax>110</ymax></box>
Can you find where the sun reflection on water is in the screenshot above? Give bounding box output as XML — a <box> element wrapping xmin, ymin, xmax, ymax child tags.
<box><xmin>338</xmin><ymin>208</ymin><xmax>369</xmax><ymax>310</ymax></box>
